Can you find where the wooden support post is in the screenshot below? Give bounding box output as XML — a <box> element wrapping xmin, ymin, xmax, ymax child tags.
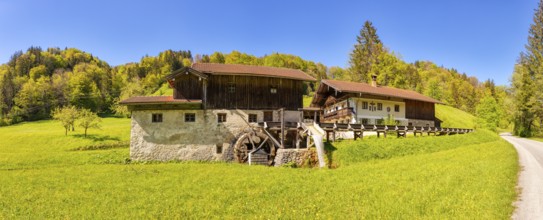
<box><xmin>295</xmin><ymin>129</ymin><xmax>300</xmax><ymax>150</ymax></box>
<box><xmin>319</xmin><ymin>111</ymin><xmax>322</xmax><ymax>123</ymax></box>
<box><xmin>202</xmin><ymin>79</ymin><xmax>207</xmax><ymax>110</ymax></box>
<box><xmin>280</xmin><ymin>108</ymin><xmax>285</xmax><ymax>149</ymax></box>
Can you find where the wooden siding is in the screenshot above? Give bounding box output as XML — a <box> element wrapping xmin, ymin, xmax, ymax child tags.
<box><xmin>405</xmin><ymin>100</ymin><xmax>435</xmax><ymax>120</ymax></box>
<box><xmin>206</xmin><ymin>75</ymin><xmax>303</xmax><ymax>110</ymax></box>
<box><xmin>173</xmin><ymin>74</ymin><xmax>203</xmax><ymax>100</ymax></box>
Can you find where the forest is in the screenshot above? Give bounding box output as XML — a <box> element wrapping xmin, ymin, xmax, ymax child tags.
<box><xmin>0</xmin><ymin>22</ymin><xmax>516</xmax><ymax>133</ymax></box>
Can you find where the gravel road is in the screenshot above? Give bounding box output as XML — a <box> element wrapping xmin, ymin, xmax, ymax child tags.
<box><xmin>501</xmin><ymin>133</ymin><xmax>543</xmax><ymax>220</ymax></box>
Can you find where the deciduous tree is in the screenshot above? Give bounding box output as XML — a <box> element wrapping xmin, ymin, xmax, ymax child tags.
<box><xmin>52</xmin><ymin>106</ymin><xmax>79</xmax><ymax>136</ymax></box>
<box><xmin>78</xmin><ymin>109</ymin><xmax>101</xmax><ymax>137</ymax></box>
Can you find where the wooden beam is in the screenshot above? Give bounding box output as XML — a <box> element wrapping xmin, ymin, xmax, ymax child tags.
<box><xmin>280</xmin><ymin>108</ymin><xmax>285</xmax><ymax>148</ymax></box>
<box><xmin>202</xmin><ymin>79</ymin><xmax>208</xmax><ymax>110</ymax></box>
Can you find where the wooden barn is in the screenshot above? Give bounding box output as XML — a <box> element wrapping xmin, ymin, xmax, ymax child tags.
<box><xmin>311</xmin><ymin>76</ymin><xmax>442</xmax><ymax>127</ymax></box>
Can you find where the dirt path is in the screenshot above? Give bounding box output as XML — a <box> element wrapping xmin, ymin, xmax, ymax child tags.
<box><xmin>501</xmin><ymin>133</ymin><xmax>543</xmax><ymax>219</ymax></box>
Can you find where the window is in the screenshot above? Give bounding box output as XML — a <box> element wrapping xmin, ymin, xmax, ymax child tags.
<box><xmin>394</xmin><ymin>105</ymin><xmax>400</xmax><ymax>112</ymax></box>
<box><xmin>361</xmin><ymin>118</ymin><xmax>369</xmax><ymax>125</ymax></box>
<box><xmin>263</xmin><ymin>111</ymin><xmax>273</xmax><ymax>122</ymax></box>
<box><xmin>217</xmin><ymin>113</ymin><xmax>227</xmax><ymax>123</ymax></box>
<box><xmin>377</xmin><ymin>103</ymin><xmax>383</xmax><ymax>111</ymax></box>
<box><xmin>248</xmin><ymin>114</ymin><xmax>258</xmax><ymax>123</ymax></box>
<box><xmin>270</xmin><ymin>86</ymin><xmax>277</xmax><ymax>94</ymax></box>
<box><xmin>185</xmin><ymin>113</ymin><xmax>195</xmax><ymax>122</ymax></box>
<box><xmin>152</xmin><ymin>113</ymin><xmax>163</xmax><ymax>123</ymax></box>
<box><xmin>227</xmin><ymin>83</ymin><xmax>235</xmax><ymax>93</ymax></box>
<box><xmin>362</xmin><ymin>102</ymin><xmax>368</xmax><ymax>109</ymax></box>
<box><xmin>216</xmin><ymin>144</ymin><xmax>223</xmax><ymax>154</ymax></box>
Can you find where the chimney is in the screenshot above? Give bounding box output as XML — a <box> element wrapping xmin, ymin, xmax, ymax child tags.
<box><xmin>371</xmin><ymin>75</ymin><xmax>377</xmax><ymax>87</ymax></box>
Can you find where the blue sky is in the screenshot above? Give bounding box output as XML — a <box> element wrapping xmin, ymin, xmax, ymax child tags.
<box><xmin>0</xmin><ymin>0</ymin><xmax>538</xmax><ymax>85</ymax></box>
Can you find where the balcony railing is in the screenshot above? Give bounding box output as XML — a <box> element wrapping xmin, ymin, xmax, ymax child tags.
<box><xmin>323</xmin><ymin>107</ymin><xmax>354</xmax><ymax>121</ymax></box>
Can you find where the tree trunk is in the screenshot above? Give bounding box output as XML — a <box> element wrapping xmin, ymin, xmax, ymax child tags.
<box><xmin>84</xmin><ymin>128</ymin><xmax>87</xmax><ymax>137</ymax></box>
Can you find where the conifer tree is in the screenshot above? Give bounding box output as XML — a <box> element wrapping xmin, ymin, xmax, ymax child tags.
<box><xmin>348</xmin><ymin>21</ymin><xmax>383</xmax><ymax>82</ymax></box>
<box><xmin>512</xmin><ymin>0</ymin><xmax>543</xmax><ymax>136</ymax></box>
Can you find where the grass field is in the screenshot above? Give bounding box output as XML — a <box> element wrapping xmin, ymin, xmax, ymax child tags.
<box><xmin>303</xmin><ymin>95</ymin><xmax>313</xmax><ymax>107</ymax></box>
<box><xmin>0</xmin><ymin>116</ymin><xmax>518</xmax><ymax>219</ymax></box>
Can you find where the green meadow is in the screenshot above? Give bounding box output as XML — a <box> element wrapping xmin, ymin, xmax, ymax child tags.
<box><xmin>0</xmin><ymin>112</ymin><xmax>518</xmax><ymax>218</ymax></box>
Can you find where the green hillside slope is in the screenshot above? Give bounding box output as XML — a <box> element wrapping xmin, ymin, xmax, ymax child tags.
<box><xmin>436</xmin><ymin>104</ymin><xmax>476</xmax><ymax>128</ymax></box>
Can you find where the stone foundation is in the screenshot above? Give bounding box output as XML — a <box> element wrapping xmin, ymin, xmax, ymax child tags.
<box><xmin>273</xmin><ymin>148</ymin><xmax>309</xmax><ymax>167</ymax></box>
<box><xmin>130</xmin><ymin>109</ymin><xmax>300</xmax><ymax>162</ymax></box>
<box><xmin>407</xmin><ymin>119</ymin><xmax>435</xmax><ymax>127</ymax></box>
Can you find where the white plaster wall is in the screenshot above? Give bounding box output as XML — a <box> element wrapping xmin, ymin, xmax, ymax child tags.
<box><xmin>349</xmin><ymin>98</ymin><xmax>406</xmax><ymax>121</ymax></box>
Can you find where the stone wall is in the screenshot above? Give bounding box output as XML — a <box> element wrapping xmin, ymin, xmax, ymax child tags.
<box><xmin>273</xmin><ymin>149</ymin><xmax>308</xmax><ymax>167</ymax></box>
<box><xmin>130</xmin><ymin>109</ymin><xmax>301</xmax><ymax>162</ymax></box>
<box><xmin>407</xmin><ymin>119</ymin><xmax>435</xmax><ymax>127</ymax></box>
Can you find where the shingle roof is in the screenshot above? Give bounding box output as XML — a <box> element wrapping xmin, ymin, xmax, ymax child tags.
<box><xmin>119</xmin><ymin>96</ymin><xmax>202</xmax><ymax>105</ymax></box>
<box><xmin>321</xmin><ymin>79</ymin><xmax>442</xmax><ymax>103</ymax></box>
<box><xmin>191</xmin><ymin>63</ymin><xmax>316</xmax><ymax>81</ymax></box>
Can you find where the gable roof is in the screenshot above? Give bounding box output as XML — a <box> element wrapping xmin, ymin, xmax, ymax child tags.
<box><xmin>119</xmin><ymin>96</ymin><xmax>201</xmax><ymax>105</ymax></box>
<box><xmin>190</xmin><ymin>63</ymin><xmax>316</xmax><ymax>81</ymax></box>
<box><xmin>317</xmin><ymin>79</ymin><xmax>442</xmax><ymax>104</ymax></box>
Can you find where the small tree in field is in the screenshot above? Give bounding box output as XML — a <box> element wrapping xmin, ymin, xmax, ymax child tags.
<box><xmin>78</xmin><ymin>109</ymin><xmax>101</xmax><ymax>137</ymax></box>
<box><xmin>52</xmin><ymin>106</ymin><xmax>79</xmax><ymax>136</ymax></box>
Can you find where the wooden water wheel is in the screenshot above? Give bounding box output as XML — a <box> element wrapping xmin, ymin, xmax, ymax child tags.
<box><xmin>233</xmin><ymin>129</ymin><xmax>276</xmax><ymax>166</ymax></box>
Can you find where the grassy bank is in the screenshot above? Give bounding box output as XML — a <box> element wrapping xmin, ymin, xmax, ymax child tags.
<box><xmin>330</xmin><ymin>130</ymin><xmax>499</xmax><ymax>166</ymax></box>
<box><xmin>0</xmin><ymin>118</ymin><xmax>518</xmax><ymax>219</ymax></box>
<box><xmin>436</xmin><ymin>104</ymin><xmax>476</xmax><ymax>128</ymax></box>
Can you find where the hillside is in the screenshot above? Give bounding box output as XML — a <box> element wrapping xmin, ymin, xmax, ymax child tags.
<box><xmin>436</xmin><ymin>104</ymin><xmax>476</xmax><ymax>128</ymax></box>
<box><xmin>1</xmin><ymin>46</ymin><xmax>497</xmax><ymax>127</ymax></box>
<box><xmin>0</xmin><ymin>118</ymin><xmax>517</xmax><ymax>218</ymax></box>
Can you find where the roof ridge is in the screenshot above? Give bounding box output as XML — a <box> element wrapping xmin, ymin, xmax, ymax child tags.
<box><xmin>321</xmin><ymin>79</ymin><xmax>441</xmax><ymax>104</ymax></box>
<box><xmin>194</xmin><ymin>62</ymin><xmax>306</xmax><ymax>72</ymax></box>
<box><xmin>326</xmin><ymin>79</ymin><xmax>417</xmax><ymax>92</ymax></box>
<box><xmin>128</xmin><ymin>95</ymin><xmax>173</xmax><ymax>98</ymax></box>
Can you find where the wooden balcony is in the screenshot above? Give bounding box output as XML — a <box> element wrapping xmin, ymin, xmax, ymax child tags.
<box><xmin>323</xmin><ymin>107</ymin><xmax>354</xmax><ymax>121</ymax></box>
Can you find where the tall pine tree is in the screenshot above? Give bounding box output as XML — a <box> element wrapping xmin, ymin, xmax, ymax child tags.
<box><xmin>512</xmin><ymin>0</ymin><xmax>543</xmax><ymax>136</ymax></box>
<box><xmin>348</xmin><ymin>21</ymin><xmax>383</xmax><ymax>82</ymax></box>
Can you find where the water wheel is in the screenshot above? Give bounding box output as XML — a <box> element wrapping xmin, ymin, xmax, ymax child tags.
<box><xmin>233</xmin><ymin>129</ymin><xmax>276</xmax><ymax>166</ymax></box>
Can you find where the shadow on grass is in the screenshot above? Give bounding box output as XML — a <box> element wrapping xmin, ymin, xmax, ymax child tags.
<box><xmin>70</xmin><ymin>141</ymin><xmax>129</xmax><ymax>151</ymax></box>
<box><xmin>324</xmin><ymin>141</ymin><xmax>338</xmax><ymax>168</ymax></box>
<box><xmin>73</xmin><ymin>134</ymin><xmax>121</xmax><ymax>142</ymax></box>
